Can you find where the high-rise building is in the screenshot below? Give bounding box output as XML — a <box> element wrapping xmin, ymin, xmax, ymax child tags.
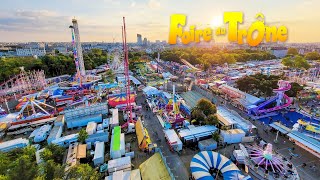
<box><xmin>143</xmin><ymin>38</ymin><xmax>148</xmax><ymax>46</ymax></box>
<box><xmin>137</xmin><ymin>34</ymin><xmax>142</xmax><ymax>45</ymax></box>
<box><xmin>71</xmin><ymin>19</ymin><xmax>86</xmax><ymax>76</ymax></box>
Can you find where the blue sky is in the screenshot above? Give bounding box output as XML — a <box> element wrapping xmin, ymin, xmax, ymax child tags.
<box><xmin>0</xmin><ymin>0</ymin><xmax>319</xmax><ymax>42</ymax></box>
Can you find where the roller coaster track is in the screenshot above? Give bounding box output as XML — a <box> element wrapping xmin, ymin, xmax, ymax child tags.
<box><xmin>0</xmin><ymin>70</ymin><xmax>46</xmax><ymax>98</ymax></box>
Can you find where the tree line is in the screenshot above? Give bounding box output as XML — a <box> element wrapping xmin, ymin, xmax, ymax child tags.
<box><xmin>0</xmin><ymin>49</ymin><xmax>110</xmax><ymax>82</ymax></box>
<box><xmin>157</xmin><ymin>47</ymin><xmax>277</xmax><ymax>68</ymax></box>
<box><xmin>236</xmin><ymin>74</ymin><xmax>303</xmax><ymax>97</ymax></box>
<box><xmin>281</xmin><ymin>48</ymin><xmax>320</xmax><ymax>70</ymax></box>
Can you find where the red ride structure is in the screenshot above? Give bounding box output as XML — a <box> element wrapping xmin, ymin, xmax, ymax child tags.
<box><xmin>121</xmin><ymin>17</ymin><xmax>134</xmax><ymax>128</ymax></box>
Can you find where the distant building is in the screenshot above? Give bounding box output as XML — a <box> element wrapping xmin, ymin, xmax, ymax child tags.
<box><xmin>16</xmin><ymin>48</ymin><xmax>46</xmax><ymax>57</ymax></box>
<box><xmin>143</xmin><ymin>38</ymin><xmax>148</xmax><ymax>46</ymax></box>
<box><xmin>137</xmin><ymin>34</ymin><xmax>142</xmax><ymax>45</ymax></box>
<box><xmin>54</xmin><ymin>47</ymin><xmax>68</xmax><ymax>54</ymax></box>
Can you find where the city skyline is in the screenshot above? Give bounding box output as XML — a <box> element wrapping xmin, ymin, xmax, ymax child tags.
<box><xmin>1</xmin><ymin>0</ymin><xmax>320</xmax><ymax>43</ymax></box>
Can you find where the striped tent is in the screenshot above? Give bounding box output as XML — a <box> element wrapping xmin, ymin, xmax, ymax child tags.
<box><xmin>108</xmin><ymin>93</ymin><xmax>135</xmax><ymax>107</ymax></box>
<box><xmin>190</xmin><ymin>151</ymin><xmax>252</xmax><ymax>180</ymax></box>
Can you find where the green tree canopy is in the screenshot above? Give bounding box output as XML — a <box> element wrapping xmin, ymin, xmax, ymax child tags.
<box><xmin>191</xmin><ymin>108</ymin><xmax>205</xmax><ymax>124</ymax></box>
<box><xmin>205</xmin><ymin>114</ymin><xmax>219</xmax><ymax>126</ymax></box>
<box><xmin>40</xmin><ymin>144</ymin><xmax>65</xmax><ymax>164</ymax></box>
<box><xmin>0</xmin><ymin>49</ymin><xmax>110</xmax><ymax>82</ymax></box>
<box><xmin>236</xmin><ymin>74</ymin><xmax>302</xmax><ymax>97</ymax></box>
<box><xmin>196</xmin><ymin>98</ymin><xmax>217</xmax><ymax>116</ymax></box>
<box><xmin>78</xmin><ymin>129</ymin><xmax>88</xmax><ymax>144</ymax></box>
<box><xmin>37</xmin><ymin>160</ymin><xmax>65</xmax><ymax>180</ymax></box>
<box><xmin>282</xmin><ymin>56</ymin><xmax>310</xmax><ymax>69</ymax></box>
<box><xmin>287</xmin><ymin>48</ymin><xmax>299</xmax><ymax>55</ymax></box>
<box><xmin>159</xmin><ymin>47</ymin><xmax>276</xmax><ymax>67</ymax></box>
<box><xmin>65</xmin><ymin>164</ymin><xmax>100</xmax><ymax>180</ymax></box>
<box><xmin>305</xmin><ymin>51</ymin><xmax>320</xmax><ymax>60</ymax></box>
<box><xmin>212</xmin><ymin>131</ymin><xmax>220</xmax><ymax>142</ymax></box>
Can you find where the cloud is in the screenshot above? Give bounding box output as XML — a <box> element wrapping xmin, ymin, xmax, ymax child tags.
<box><xmin>0</xmin><ymin>10</ymin><xmax>70</xmax><ymax>32</ymax></box>
<box><xmin>130</xmin><ymin>0</ymin><xmax>136</xmax><ymax>7</ymax></box>
<box><xmin>148</xmin><ymin>0</ymin><xmax>161</xmax><ymax>9</ymax></box>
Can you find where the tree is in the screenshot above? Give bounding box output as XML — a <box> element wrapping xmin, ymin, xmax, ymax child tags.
<box><xmin>286</xmin><ymin>82</ymin><xmax>303</xmax><ymax>97</ymax></box>
<box><xmin>41</xmin><ymin>144</ymin><xmax>65</xmax><ymax>164</ymax></box>
<box><xmin>65</xmin><ymin>164</ymin><xmax>100</xmax><ymax>180</ymax></box>
<box><xmin>0</xmin><ymin>49</ymin><xmax>110</xmax><ymax>82</ymax></box>
<box><xmin>305</xmin><ymin>51</ymin><xmax>320</xmax><ymax>60</ymax></box>
<box><xmin>37</xmin><ymin>160</ymin><xmax>65</xmax><ymax>180</ymax></box>
<box><xmin>281</xmin><ymin>57</ymin><xmax>294</xmax><ymax>67</ymax></box>
<box><xmin>212</xmin><ymin>131</ymin><xmax>220</xmax><ymax>142</ymax></box>
<box><xmin>282</xmin><ymin>56</ymin><xmax>310</xmax><ymax>69</ymax></box>
<box><xmin>294</xmin><ymin>56</ymin><xmax>310</xmax><ymax>69</ymax></box>
<box><xmin>205</xmin><ymin>114</ymin><xmax>219</xmax><ymax>126</ymax></box>
<box><xmin>197</xmin><ymin>98</ymin><xmax>217</xmax><ymax>116</ymax></box>
<box><xmin>78</xmin><ymin>129</ymin><xmax>88</xmax><ymax>144</ymax></box>
<box><xmin>8</xmin><ymin>154</ymin><xmax>38</xmax><ymax>180</ymax></box>
<box><xmin>0</xmin><ymin>153</ymin><xmax>10</xmax><ymax>175</ymax></box>
<box><xmin>191</xmin><ymin>108</ymin><xmax>205</xmax><ymax>124</ymax></box>
<box><xmin>287</xmin><ymin>48</ymin><xmax>298</xmax><ymax>55</ymax></box>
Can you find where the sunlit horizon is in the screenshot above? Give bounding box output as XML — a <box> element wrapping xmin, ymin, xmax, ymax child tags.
<box><xmin>0</xmin><ymin>0</ymin><xmax>320</xmax><ymax>43</ymax></box>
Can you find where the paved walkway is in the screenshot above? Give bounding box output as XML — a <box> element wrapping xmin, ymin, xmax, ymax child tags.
<box><xmin>136</xmin><ymin>92</ymin><xmax>189</xmax><ymax>180</ymax></box>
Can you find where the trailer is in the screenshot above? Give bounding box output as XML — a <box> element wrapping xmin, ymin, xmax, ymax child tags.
<box><xmin>198</xmin><ymin>139</ymin><xmax>217</xmax><ymax>151</ymax></box>
<box><xmin>86</xmin><ymin>131</ymin><xmax>109</xmax><ymax>145</ymax></box>
<box><xmin>29</xmin><ymin>124</ymin><xmax>52</xmax><ymax>143</ymax></box>
<box><xmin>107</xmin><ymin>156</ymin><xmax>131</xmax><ymax>174</ymax></box>
<box><xmin>86</xmin><ymin>122</ymin><xmax>97</xmax><ymax>135</ymax></box>
<box><xmin>93</xmin><ymin>141</ymin><xmax>105</xmax><ymax>166</ymax></box>
<box><xmin>109</xmin><ymin>109</ymin><xmax>119</xmax><ymax>129</ymax></box>
<box><xmin>51</xmin><ymin>133</ymin><xmax>78</xmax><ymax>147</ymax></box>
<box><xmin>110</xmin><ymin>126</ymin><xmax>125</xmax><ymax>159</ymax></box>
<box><xmin>178</xmin><ymin>125</ymin><xmax>218</xmax><ymax>144</ymax></box>
<box><xmin>47</xmin><ymin>126</ymin><xmax>63</xmax><ymax>144</ymax></box>
<box><xmin>66</xmin><ymin>114</ymin><xmax>102</xmax><ymax>129</ymax></box>
<box><xmin>163</xmin><ymin>129</ymin><xmax>182</xmax><ymax>152</ymax></box>
<box><xmin>0</xmin><ymin>138</ymin><xmax>29</xmax><ymax>152</ymax></box>
<box><xmin>220</xmin><ymin>129</ymin><xmax>246</xmax><ymax>144</ymax></box>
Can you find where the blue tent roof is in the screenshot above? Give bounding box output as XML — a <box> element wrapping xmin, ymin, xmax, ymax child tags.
<box><xmin>190</xmin><ymin>151</ymin><xmax>253</xmax><ymax>180</ymax></box>
<box><xmin>288</xmin><ymin>131</ymin><xmax>320</xmax><ymax>154</ymax></box>
<box><xmin>143</xmin><ymin>86</ymin><xmax>160</xmax><ymax>96</ymax></box>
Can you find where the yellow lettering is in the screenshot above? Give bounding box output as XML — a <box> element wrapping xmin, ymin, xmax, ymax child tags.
<box><xmin>265</xmin><ymin>26</ymin><xmax>278</xmax><ymax>42</ymax></box>
<box><xmin>277</xmin><ymin>26</ymin><xmax>288</xmax><ymax>42</ymax></box>
<box><xmin>203</xmin><ymin>28</ymin><xmax>212</xmax><ymax>41</ymax></box>
<box><xmin>224</xmin><ymin>12</ymin><xmax>243</xmax><ymax>42</ymax></box>
<box><xmin>247</xmin><ymin>21</ymin><xmax>265</xmax><ymax>47</ymax></box>
<box><xmin>168</xmin><ymin>14</ymin><xmax>186</xmax><ymax>44</ymax></box>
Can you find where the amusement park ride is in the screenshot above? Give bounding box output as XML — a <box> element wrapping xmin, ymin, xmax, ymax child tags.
<box><xmin>0</xmin><ymin>67</ymin><xmax>47</xmax><ymax>101</ymax></box>
<box><xmin>250</xmin><ymin>80</ymin><xmax>293</xmax><ymax>116</ymax></box>
<box><xmin>13</xmin><ymin>96</ymin><xmax>55</xmax><ymax>126</ymax></box>
<box><xmin>163</xmin><ymin>85</ymin><xmax>185</xmax><ymax>128</ymax></box>
<box><xmin>121</xmin><ymin>17</ymin><xmax>135</xmax><ymax>128</ymax></box>
<box><xmin>244</xmin><ymin>143</ymin><xmax>299</xmax><ymax>178</ymax></box>
<box><xmin>69</xmin><ymin>18</ymin><xmax>86</xmax><ymax>86</ymax></box>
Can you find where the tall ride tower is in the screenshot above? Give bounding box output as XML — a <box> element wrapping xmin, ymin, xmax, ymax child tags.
<box><xmin>71</xmin><ymin>18</ymin><xmax>86</xmax><ymax>77</ymax></box>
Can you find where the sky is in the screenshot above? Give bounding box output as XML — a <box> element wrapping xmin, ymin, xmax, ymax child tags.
<box><xmin>0</xmin><ymin>0</ymin><xmax>320</xmax><ymax>43</ymax></box>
